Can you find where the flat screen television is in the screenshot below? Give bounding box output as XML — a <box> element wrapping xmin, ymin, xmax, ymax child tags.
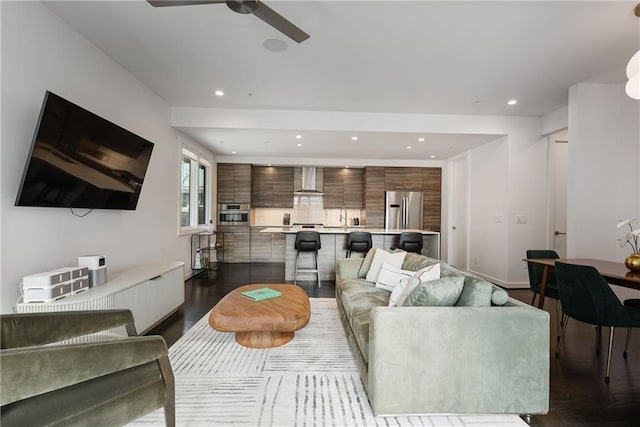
<box><xmin>15</xmin><ymin>91</ymin><xmax>154</xmax><ymax>210</ymax></box>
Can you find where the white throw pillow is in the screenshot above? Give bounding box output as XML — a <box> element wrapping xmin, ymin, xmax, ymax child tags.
<box><xmin>388</xmin><ymin>263</ymin><xmax>440</xmax><ymax>307</ymax></box>
<box><xmin>375</xmin><ymin>262</ymin><xmax>415</xmax><ymax>292</ymax></box>
<box><xmin>365</xmin><ymin>249</ymin><xmax>406</xmax><ymax>283</ymax></box>
<box><xmin>414</xmin><ymin>263</ymin><xmax>441</xmax><ymax>283</ymax></box>
<box><xmin>388</xmin><ymin>276</ymin><xmax>421</xmax><ymax>307</ymax></box>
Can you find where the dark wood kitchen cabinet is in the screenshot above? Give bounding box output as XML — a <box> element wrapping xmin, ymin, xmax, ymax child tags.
<box><xmin>323</xmin><ymin>168</ymin><xmax>363</xmax><ymax>209</ymax></box>
<box><xmin>364</xmin><ymin>167</ymin><xmax>385</xmax><ymax>228</ymax></box>
<box><xmin>422</xmin><ymin>168</ymin><xmax>442</xmax><ymax>232</ymax></box>
<box><xmin>251</xmin><ymin>166</ymin><xmax>293</xmax><ymax>207</ymax></box>
<box><xmin>218</xmin><ymin>226</ymin><xmax>250</xmax><ymax>263</ymax></box>
<box><xmin>217</xmin><ymin>163</ymin><xmax>251</xmax><ymax>204</ymax></box>
<box><xmin>384</xmin><ymin>167</ymin><xmax>423</xmax><ymax>191</ymax></box>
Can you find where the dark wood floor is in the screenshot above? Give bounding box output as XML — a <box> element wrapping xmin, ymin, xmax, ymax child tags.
<box><xmin>148</xmin><ymin>262</ymin><xmax>640</xmax><ymax>426</ymax></box>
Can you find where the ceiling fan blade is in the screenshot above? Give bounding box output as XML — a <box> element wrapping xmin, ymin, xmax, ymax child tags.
<box><xmin>147</xmin><ymin>1</ymin><xmax>226</xmax><ymax>7</ymax></box>
<box><xmin>251</xmin><ymin>1</ymin><xmax>309</xmax><ymax>43</ymax></box>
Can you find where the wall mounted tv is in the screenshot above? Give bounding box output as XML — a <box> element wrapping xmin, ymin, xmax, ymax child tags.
<box><xmin>15</xmin><ymin>91</ymin><xmax>154</xmax><ymax>210</ymax></box>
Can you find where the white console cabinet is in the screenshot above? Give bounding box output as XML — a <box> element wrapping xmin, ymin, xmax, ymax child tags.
<box><xmin>15</xmin><ymin>262</ymin><xmax>185</xmax><ymax>335</ymax></box>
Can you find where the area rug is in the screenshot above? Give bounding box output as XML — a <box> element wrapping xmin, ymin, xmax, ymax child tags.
<box><xmin>129</xmin><ymin>298</ymin><xmax>527</xmax><ymax>427</ymax></box>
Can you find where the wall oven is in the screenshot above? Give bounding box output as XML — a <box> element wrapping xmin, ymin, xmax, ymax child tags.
<box><xmin>218</xmin><ymin>203</ymin><xmax>250</xmax><ymax>225</ymax></box>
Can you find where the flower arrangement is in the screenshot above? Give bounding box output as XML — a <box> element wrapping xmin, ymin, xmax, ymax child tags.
<box><xmin>617</xmin><ymin>218</ymin><xmax>640</xmax><ymax>254</ymax></box>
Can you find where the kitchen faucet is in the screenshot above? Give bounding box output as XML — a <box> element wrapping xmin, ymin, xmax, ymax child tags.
<box><xmin>339</xmin><ymin>206</ymin><xmax>348</xmax><ymax>229</ymax></box>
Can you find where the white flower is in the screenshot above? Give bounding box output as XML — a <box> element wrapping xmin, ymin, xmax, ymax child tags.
<box><xmin>618</xmin><ymin>218</ymin><xmax>636</xmax><ymax>229</ymax></box>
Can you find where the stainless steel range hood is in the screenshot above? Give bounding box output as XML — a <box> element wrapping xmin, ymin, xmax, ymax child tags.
<box><xmin>294</xmin><ymin>167</ymin><xmax>324</xmax><ymax>195</ymax></box>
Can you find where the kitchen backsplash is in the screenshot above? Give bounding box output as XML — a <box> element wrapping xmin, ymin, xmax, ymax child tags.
<box><xmin>252</xmin><ymin>207</ymin><xmax>363</xmax><ymax>226</ymax></box>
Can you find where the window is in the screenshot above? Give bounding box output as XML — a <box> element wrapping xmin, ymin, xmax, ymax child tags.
<box><xmin>180</xmin><ymin>147</ymin><xmax>211</xmax><ymax>231</ymax></box>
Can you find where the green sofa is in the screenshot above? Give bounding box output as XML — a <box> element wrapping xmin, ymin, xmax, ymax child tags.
<box><xmin>336</xmin><ymin>253</ymin><xmax>550</xmax><ymax>416</ymax></box>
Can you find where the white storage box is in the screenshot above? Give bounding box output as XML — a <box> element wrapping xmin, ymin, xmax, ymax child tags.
<box><xmin>22</xmin><ymin>270</ymin><xmax>73</xmax><ymax>303</ymax></box>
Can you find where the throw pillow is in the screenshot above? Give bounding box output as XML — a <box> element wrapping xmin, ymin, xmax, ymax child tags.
<box><xmin>375</xmin><ymin>262</ymin><xmax>415</xmax><ymax>292</ymax></box>
<box><xmin>491</xmin><ymin>288</ymin><xmax>509</xmax><ymax>305</ymax></box>
<box><xmin>455</xmin><ymin>276</ymin><xmax>493</xmax><ymax>307</ymax></box>
<box><xmin>357</xmin><ymin>248</ymin><xmax>377</xmax><ymax>278</ymax></box>
<box><xmin>365</xmin><ymin>249</ymin><xmax>406</xmax><ymax>283</ymax></box>
<box><xmin>403</xmin><ymin>276</ymin><xmax>464</xmax><ymax>307</ymax></box>
<box><xmin>388</xmin><ymin>276</ymin><xmax>421</xmax><ymax>307</ymax></box>
<box><xmin>413</xmin><ymin>263</ymin><xmax>441</xmax><ymax>283</ymax></box>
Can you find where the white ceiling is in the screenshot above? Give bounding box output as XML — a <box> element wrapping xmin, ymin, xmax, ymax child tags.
<box><xmin>44</xmin><ymin>0</ymin><xmax>640</xmax><ymax>161</ymax></box>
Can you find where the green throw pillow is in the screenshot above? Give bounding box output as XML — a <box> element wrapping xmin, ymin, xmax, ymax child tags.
<box><xmin>455</xmin><ymin>276</ymin><xmax>494</xmax><ymax>307</ymax></box>
<box><xmin>357</xmin><ymin>248</ymin><xmax>377</xmax><ymax>279</ymax></box>
<box><xmin>403</xmin><ymin>276</ymin><xmax>464</xmax><ymax>307</ymax></box>
<box><xmin>491</xmin><ymin>288</ymin><xmax>509</xmax><ymax>305</ymax></box>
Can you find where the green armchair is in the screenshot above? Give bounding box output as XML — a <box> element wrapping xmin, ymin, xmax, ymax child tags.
<box><xmin>1</xmin><ymin>310</ymin><xmax>174</xmax><ymax>426</ymax></box>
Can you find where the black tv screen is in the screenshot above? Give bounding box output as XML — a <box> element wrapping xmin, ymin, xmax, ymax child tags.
<box><xmin>15</xmin><ymin>91</ymin><xmax>154</xmax><ymax>210</ymax></box>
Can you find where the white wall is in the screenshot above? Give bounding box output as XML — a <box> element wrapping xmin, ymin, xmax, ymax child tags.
<box><xmin>568</xmin><ymin>82</ymin><xmax>640</xmax><ymax>300</ymax></box>
<box><xmin>0</xmin><ymin>2</ymin><xmax>198</xmax><ymax>312</ymax></box>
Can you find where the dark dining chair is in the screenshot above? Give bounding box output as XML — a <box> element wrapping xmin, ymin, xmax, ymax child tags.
<box><xmin>554</xmin><ymin>262</ymin><xmax>640</xmax><ymax>383</ymax></box>
<box><xmin>526</xmin><ymin>250</ymin><xmax>564</xmax><ymax>341</ymax></box>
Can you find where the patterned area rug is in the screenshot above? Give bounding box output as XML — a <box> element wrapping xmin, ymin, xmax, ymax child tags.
<box><xmin>130</xmin><ymin>298</ymin><xmax>527</xmax><ymax>426</ymax></box>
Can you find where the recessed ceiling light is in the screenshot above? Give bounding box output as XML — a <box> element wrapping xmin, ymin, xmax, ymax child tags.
<box><xmin>345</xmin><ymin>165</ymin><xmax>350</xmax><ymax>168</ymax></box>
<box><xmin>406</xmin><ymin>146</ymin><xmax>412</xmax><ymax>150</ymax></box>
<box><xmin>430</xmin><ymin>155</ymin><xmax>436</xmax><ymax>158</ymax></box>
<box><xmin>267</xmin><ymin>163</ymin><xmax>272</xmax><ymax>167</ymax></box>
<box><xmin>231</xmin><ymin>151</ymin><xmax>237</xmax><ymax>154</ymax></box>
<box><xmin>351</xmin><ymin>136</ymin><xmax>358</xmax><ymax>141</ymax></box>
<box><xmin>296</xmin><ymin>143</ymin><xmax>302</xmax><ymax>147</ymax></box>
<box><xmin>215</xmin><ymin>89</ymin><xmax>224</xmax><ymax>97</ymax></box>
<box><xmin>418</xmin><ymin>137</ymin><xmax>425</xmax><ymax>142</ymax></box>
<box><xmin>507</xmin><ymin>99</ymin><xmax>517</xmax><ymax>105</ymax></box>
<box><xmin>262</xmin><ymin>38</ymin><xmax>288</xmax><ymax>53</ymax></box>
<box><xmin>296</xmin><ymin>134</ymin><xmax>302</xmax><ymax>139</ymax></box>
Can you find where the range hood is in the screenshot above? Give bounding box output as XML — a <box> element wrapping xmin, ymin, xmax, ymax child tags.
<box><xmin>294</xmin><ymin>167</ymin><xmax>324</xmax><ymax>195</ymax></box>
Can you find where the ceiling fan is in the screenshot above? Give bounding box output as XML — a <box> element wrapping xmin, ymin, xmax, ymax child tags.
<box><xmin>147</xmin><ymin>0</ymin><xmax>309</xmax><ymax>43</ymax></box>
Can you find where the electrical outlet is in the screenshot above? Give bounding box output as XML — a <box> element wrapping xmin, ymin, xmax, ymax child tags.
<box><xmin>473</xmin><ymin>256</ymin><xmax>479</xmax><ymax>265</ymax></box>
<box><xmin>515</xmin><ymin>215</ymin><xmax>527</xmax><ymax>224</ymax></box>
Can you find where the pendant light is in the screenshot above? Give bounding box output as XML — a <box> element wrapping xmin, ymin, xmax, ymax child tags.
<box><xmin>626</xmin><ymin>4</ymin><xmax>640</xmax><ymax>100</ymax></box>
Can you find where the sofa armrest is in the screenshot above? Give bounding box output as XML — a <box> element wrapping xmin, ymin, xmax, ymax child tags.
<box><xmin>336</xmin><ymin>258</ymin><xmax>363</xmax><ymax>280</ymax></box>
<box><xmin>1</xmin><ymin>310</ymin><xmax>137</xmax><ymax>349</ymax></box>
<box><xmin>0</xmin><ymin>336</ymin><xmax>168</xmax><ymax>405</ymax></box>
<box><xmin>368</xmin><ymin>304</ymin><xmax>549</xmax><ymax>415</ymax></box>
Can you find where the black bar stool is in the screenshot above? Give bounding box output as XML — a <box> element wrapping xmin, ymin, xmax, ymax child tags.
<box><xmin>346</xmin><ymin>232</ymin><xmax>372</xmax><ymax>258</ymax></box>
<box><xmin>294</xmin><ymin>231</ymin><xmax>321</xmax><ymax>288</ymax></box>
<box><xmin>394</xmin><ymin>232</ymin><xmax>423</xmax><ymax>254</ymax></box>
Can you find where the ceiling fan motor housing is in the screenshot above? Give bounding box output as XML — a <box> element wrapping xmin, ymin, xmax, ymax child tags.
<box><xmin>226</xmin><ymin>0</ymin><xmax>257</xmax><ymax>15</ymax></box>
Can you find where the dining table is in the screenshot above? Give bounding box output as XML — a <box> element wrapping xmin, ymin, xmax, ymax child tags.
<box><xmin>523</xmin><ymin>258</ymin><xmax>640</xmax><ymax>309</ymax></box>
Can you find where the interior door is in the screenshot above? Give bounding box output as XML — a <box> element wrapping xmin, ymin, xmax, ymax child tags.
<box><xmin>548</xmin><ymin>131</ymin><xmax>568</xmax><ymax>257</ymax></box>
<box><xmin>450</xmin><ymin>156</ymin><xmax>468</xmax><ymax>269</ymax></box>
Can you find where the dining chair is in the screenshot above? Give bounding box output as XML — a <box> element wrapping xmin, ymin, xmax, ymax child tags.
<box><xmin>554</xmin><ymin>262</ymin><xmax>640</xmax><ymax>383</ymax></box>
<box><xmin>526</xmin><ymin>249</ymin><xmax>563</xmax><ymax>339</ymax></box>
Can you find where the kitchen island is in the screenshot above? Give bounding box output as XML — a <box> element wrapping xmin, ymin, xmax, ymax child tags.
<box><xmin>260</xmin><ymin>227</ymin><xmax>440</xmax><ymax>282</ymax></box>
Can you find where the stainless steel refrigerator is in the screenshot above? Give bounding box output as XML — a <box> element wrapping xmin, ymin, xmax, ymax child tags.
<box><xmin>384</xmin><ymin>191</ymin><xmax>423</xmax><ymax>229</ymax></box>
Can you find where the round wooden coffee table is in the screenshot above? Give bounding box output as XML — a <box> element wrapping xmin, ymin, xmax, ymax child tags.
<box><xmin>208</xmin><ymin>284</ymin><xmax>311</xmax><ymax>348</ymax></box>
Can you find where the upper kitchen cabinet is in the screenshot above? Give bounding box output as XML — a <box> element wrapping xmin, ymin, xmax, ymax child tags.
<box><xmin>364</xmin><ymin>167</ymin><xmax>385</xmax><ymax>228</ymax></box>
<box><xmin>323</xmin><ymin>168</ymin><xmax>363</xmax><ymax>209</ymax></box>
<box><xmin>251</xmin><ymin>166</ymin><xmax>293</xmax><ymax>207</ymax></box>
<box><xmin>422</xmin><ymin>168</ymin><xmax>442</xmax><ymax>232</ymax></box>
<box><xmin>217</xmin><ymin>163</ymin><xmax>251</xmax><ymax>204</ymax></box>
<box><xmin>384</xmin><ymin>167</ymin><xmax>423</xmax><ymax>191</ymax></box>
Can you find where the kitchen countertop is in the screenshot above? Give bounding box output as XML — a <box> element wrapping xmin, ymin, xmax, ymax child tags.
<box><xmin>260</xmin><ymin>227</ymin><xmax>439</xmax><ymax>235</ymax></box>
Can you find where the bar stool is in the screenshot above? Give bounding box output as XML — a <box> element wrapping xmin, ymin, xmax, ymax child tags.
<box><xmin>394</xmin><ymin>232</ymin><xmax>423</xmax><ymax>254</ymax></box>
<box><xmin>346</xmin><ymin>232</ymin><xmax>372</xmax><ymax>258</ymax></box>
<box><xmin>294</xmin><ymin>231</ymin><xmax>321</xmax><ymax>288</ymax></box>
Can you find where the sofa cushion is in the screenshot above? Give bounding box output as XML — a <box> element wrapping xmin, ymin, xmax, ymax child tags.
<box><xmin>375</xmin><ymin>262</ymin><xmax>415</xmax><ymax>292</ymax></box>
<box><xmin>357</xmin><ymin>248</ymin><xmax>377</xmax><ymax>279</ymax></box>
<box><xmin>365</xmin><ymin>249</ymin><xmax>406</xmax><ymax>283</ymax></box>
<box><xmin>339</xmin><ymin>279</ymin><xmax>389</xmax><ymax>362</ymax></box>
<box><xmin>403</xmin><ymin>276</ymin><xmax>464</xmax><ymax>307</ymax></box>
<box><xmin>401</xmin><ymin>253</ymin><xmax>439</xmax><ymax>271</ymax></box>
<box><xmin>455</xmin><ymin>276</ymin><xmax>494</xmax><ymax>307</ymax></box>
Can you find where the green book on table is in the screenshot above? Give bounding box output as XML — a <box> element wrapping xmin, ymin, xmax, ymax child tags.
<box><xmin>241</xmin><ymin>287</ymin><xmax>282</xmax><ymax>301</ymax></box>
